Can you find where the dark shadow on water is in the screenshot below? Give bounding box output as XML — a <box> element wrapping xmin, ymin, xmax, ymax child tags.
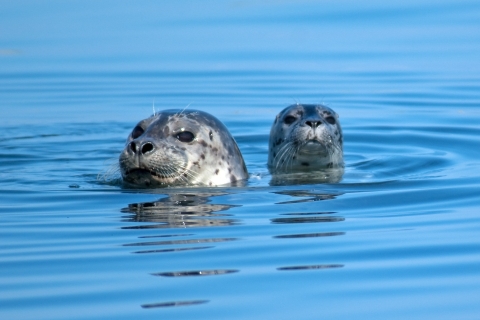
<box><xmin>271</xmin><ymin>216</ymin><xmax>345</xmax><ymax>224</ymax></box>
<box><xmin>152</xmin><ymin>269</ymin><xmax>239</xmax><ymax>277</ymax></box>
<box><xmin>269</xmin><ymin>168</ymin><xmax>344</xmax><ymax>186</ymax></box>
<box><xmin>141</xmin><ymin>300</ymin><xmax>209</xmax><ymax>309</ymax></box>
<box><xmin>277</xmin><ymin>264</ymin><xmax>344</xmax><ymax>271</ymax></box>
<box><xmin>274</xmin><ymin>232</ymin><xmax>345</xmax><ymax>239</ymax></box>
<box><xmin>121</xmin><ymin>192</ymin><xmax>240</xmax><ymax>229</ymax></box>
<box><xmin>280</xmin><ymin>211</ymin><xmax>336</xmax><ymax>215</ymax></box>
<box><xmin>138</xmin><ymin>233</ymin><xmax>194</xmax><ymax>238</ymax></box>
<box><xmin>125</xmin><ymin>237</ymin><xmax>237</xmax><ymax>254</ymax></box>
<box><xmin>273</xmin><ymin>189</ymin><xmax>342</xmax><ymax>204</ymax></box>
<box><xmin>124</xmin><ymin>238</ymin><xmax>237</xmax><ymax>247</ymax></box>
<box><xmin>132</xmin><ymin>246</ymin><xmax>214</xmax><ymax>254</ymax></box>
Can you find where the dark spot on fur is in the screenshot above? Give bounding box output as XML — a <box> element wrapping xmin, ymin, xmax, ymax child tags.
<box><xmin>222</xmin><ymin>155</ymin><xmax>225</xmax><ymax>160</ymax></box>
<box><xmin>327</xmin><ymin>162</ymin><xmax>333</xmax><ymax>168</ymax></box>
<box><xmin>215</xmin><ymin>169</ymin><xmax>219</xmax><ymax>175</ymax></box>
<box><xmin>201</xmin><ymin>154</ymin><xmax>205</xmax><ymax>160</ymax></box>
<box><xmin>200</xmin><ymin>140</ymin><xmax>208</xmax><ymax>147</ymax></box>
<box><xmin>183</xmin><ymin>173</ymin><xmax>188</xmax><ymax>177</ymax></box>
<box><xmin>228</xmin><ymin>168</ymin><xmax>232</xmax><ymax>173</ymax></box>
<box><xmin>230</xmin><ymin>175</ymin><xmax>237</xmax><ymax>183</ymax></box>
<box><xmin>218</xmin><ymin>162</ymin><xmax>222</xmax><ymax>165</ymax></box>
<box><xmin>212</xmin><ymin>147</ymin><xmax>218</xmax><ymax>153</ymax></box>
<box><xmin>209</xmin><ymin>182</ymin><xmax>212</xmax><ymax>186</ymax></box>
<box><xmin>273</xmin><ymin>152</ymin><xmax>276</xmax><ymax>157</ymax></box>
<box><xmin>275</xmin><ymin>138</ymin><xmax>282</xmax><ymax>146</ymax></box>
<box><xmin>301</xmin><ymin>162</ymin><xmax>309</xmax><ymax>166</ymax></box>
<box><xmin>209</xmin><ymin>130</ymin><xmax>213</xmax><ymax>141</ymax></box>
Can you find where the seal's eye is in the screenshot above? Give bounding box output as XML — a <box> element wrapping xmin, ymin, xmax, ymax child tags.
<box><xmin>131</xmin><ymin>126</ymin><xmax>144</xmax><ymax>139</ymax></box>
<box><xmin>176</xmin><ymin>131</ymin><xmax>195</xmax><ymax>143</ymax></box>
<box><xmin>325</xmin><ymin>116</ymin><xmax>336</xmax><ymax>125</ymax></box>
<box><xmin>284</xmin><ymin>115</ymin><xmax>296</xmax><ymax>125</ymax></box>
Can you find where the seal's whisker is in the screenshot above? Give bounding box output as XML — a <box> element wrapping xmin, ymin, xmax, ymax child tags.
<box><xmin>176</xmin><ymin>103</ymin><xmax>192</xmax><ymax>117</ymax></box>
<box><xmin>274</xmin><ymin>142</ymin><xmax>294</xmax><ymax>171</ymax></box>
<box><xmin>284</xmin><ymin>144</ymin><xmax>298</xmax><ymax>171</ymax></box>
<box><xmin>182</xmin><ymin>167</ymin><xmax>201</xmax><ymax>182</ymax></box>
<box><xmin>288</xmin><ymin>144</ymin><xmax>300</xmax><ymax>170</ymax></box>
<box><xmin>281</xmin><ymin>144</ymin><xmax>298</xmax><ymax>171</ymax></box>
<box><xmin>97</xmin><ymin>157</ymin><xmax>122</xmax><ymax>182</ymax></box>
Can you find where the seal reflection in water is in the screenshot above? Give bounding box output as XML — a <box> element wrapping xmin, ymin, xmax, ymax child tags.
<box><xmin>268</xmin><ymin>104</ymin><xmax>344</xmax><ymax>183</ymax></box>
<box><xmin>119</xmin><ymin>109</ymin><xmax>248</xmax><ymax>187</ymax></box>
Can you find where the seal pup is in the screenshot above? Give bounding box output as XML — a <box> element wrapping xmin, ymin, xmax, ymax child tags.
<box><xmin>268</xmin><ymin>104</ymin><xmax>343</xmax><ymax>175</ymax></box>
<box><xmin>119</xmin><ymin>109</ymin><xmax>248</xmax><ymax>187</ymax></box>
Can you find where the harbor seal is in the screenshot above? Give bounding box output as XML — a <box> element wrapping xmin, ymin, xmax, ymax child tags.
<box><xmin>119</xmin><ymin>109</ymin><xmax>248</xmax><ymax>187</ymax></box>
<box><xmin>268</xmin><ymin>104</ymin><xmax>343</xmax><ymax>174</ymax></box>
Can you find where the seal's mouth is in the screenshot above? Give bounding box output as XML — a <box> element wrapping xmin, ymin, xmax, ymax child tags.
<box><xmin>125</xmin><ymin>168</ymin><xmax>179</xmax><ymax>180</ymax></box>
<box><xmin>125</xmin><ymin>168</ymin><xmax>158</xmax><ymax>177</ymax></box>
<box><xmin>298</xmin><ymin>140</ymin><xmax>328</xmax><ymax>156</ymax></box>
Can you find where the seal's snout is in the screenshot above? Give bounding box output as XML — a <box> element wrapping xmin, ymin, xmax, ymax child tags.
<box><xmin>128</xmin><ymin>141</ymin><xmax>155</xmax><ymax>155</ymax></box>
<box><xmin>305</xmin><ymin>120</ymin><xmax>322</xmax><ymax>128</ymax></box>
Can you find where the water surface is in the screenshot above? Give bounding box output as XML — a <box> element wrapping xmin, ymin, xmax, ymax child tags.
<box><xmin>1</xmin><ymin>1</ymin><xmax>480</xmax><ymax>319</ymax></box>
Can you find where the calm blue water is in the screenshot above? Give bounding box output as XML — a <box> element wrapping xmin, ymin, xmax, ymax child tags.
<box><xmin>2</xmin><ymin>1</ymin><xmax>480</xmax><ymax>319</ymax></box>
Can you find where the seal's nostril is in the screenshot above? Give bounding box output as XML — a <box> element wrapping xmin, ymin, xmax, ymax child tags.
<box><xmin>129</xmin><ymin>142</ymin><xmax>137</xmax><ymax>153</ymax></box>
<box><xmin>141</xmin><ymin>142</ymin><xmax>154</xmax><ymax>154</ymax></box>
<box><xmin>305</xmin><ymin>120</ymin><xmax>321</xmax><ymax>128</ymax></box>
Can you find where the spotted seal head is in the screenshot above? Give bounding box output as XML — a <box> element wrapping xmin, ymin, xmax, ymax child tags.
<box><xmin>268</xmin><ymin>104</ymin><xmax>343</xmax><ymax>174</ymax></box>
<box><xmin>119</xmin><ymin>109</ymin><xmax>248</xmax><ymax>187</ymax></box>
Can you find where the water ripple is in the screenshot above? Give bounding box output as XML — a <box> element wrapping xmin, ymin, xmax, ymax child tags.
<box><xmin>277</xmin><ymin>264</ymin><xmax>344</xmax><ymax>271</ymax></box>
<box><xmin>152</xmin><ymin>269</ymin><xmax>239</xmax><ymax>277</ymax></box>
<box><xmin>274</xmin><ymin>232</ymin><xmax>345</xmax><ymax>239</ymax></box>
<box><xmin>141</xmin><ymin>300</ymin><xmax>209</xmax><ymax>309</ymax></box>
<box><xmin>124</xmin><ymin>237</ymin><xmax>237</xmax><ymax>247</ymax></box>
<box><xmin>121</xmin><ymin>193</ymin><xmax>241</xmax><ymax>228</ymax></box>
<box><xmin>271</xmin><ymin>216</ymin><xmax>345</xmax><ymax>224</ymax></box>
<box><xmin>132</xmin><ymin>246</ymin><xmax>214</xmax><ymax>254</ymax></box>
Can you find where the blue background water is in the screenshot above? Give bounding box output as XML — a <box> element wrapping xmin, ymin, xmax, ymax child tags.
<box><xmin>1</xmin><ymin>1</ymin><xmax>480</xmax><ymax>319</ymax></box>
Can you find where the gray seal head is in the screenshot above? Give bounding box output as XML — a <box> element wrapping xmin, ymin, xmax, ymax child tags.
<box><xmin>119</xmin><ymin>109</ymin><xmax>248</xmax><ymax>187</ymax></box>
<box><xmin>268</xmin><ymin>104</ymin><xmax>343</xmax><ymax>176</ymax></box>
